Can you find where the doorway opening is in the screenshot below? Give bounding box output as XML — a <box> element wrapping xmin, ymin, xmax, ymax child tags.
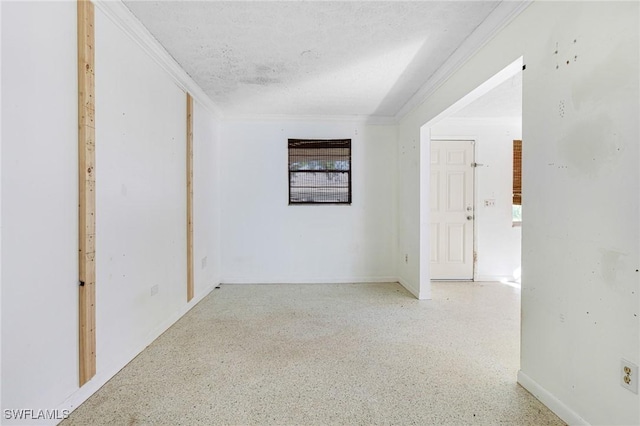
<box><xmin>419</xmin><ymin>57</ymin><xmax>524</xmax><ymax>293</ymax></box>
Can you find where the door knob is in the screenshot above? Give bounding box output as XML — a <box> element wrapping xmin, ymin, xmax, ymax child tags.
<box><xmin>466</xmin><ymin>207</ymin><xmax>473</xmax><ymax>211</ymax></box>
<box><xmin>467</xmin><ymin>215</ymin><xmax>474</xmax><ymax>220</ymax></box>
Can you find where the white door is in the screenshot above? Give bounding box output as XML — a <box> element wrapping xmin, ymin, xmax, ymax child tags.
<box><xmin>430</xmin><ymin>140</ymin><xmax>475</xmax><ymax>280</ymax></box>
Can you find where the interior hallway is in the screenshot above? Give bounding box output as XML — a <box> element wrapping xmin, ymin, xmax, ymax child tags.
<box><xmin>62</xmin><ymin>282</ymin><xmax>564</xmax><ymax>425</ymax></box>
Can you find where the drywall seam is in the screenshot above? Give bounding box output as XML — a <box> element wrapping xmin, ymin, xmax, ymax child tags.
<box><xmin>517</xmin><ymin>370</ymin><xmax>590</xmax><ymax>426</ymax></box>
<box><xmin>91</xmin><ymin>0</ymin><xmax>222</xmax><ymax>119</ymax></box>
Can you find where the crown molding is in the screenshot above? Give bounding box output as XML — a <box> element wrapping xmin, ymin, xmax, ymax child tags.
<box><xmin>92</xmin><ymin>0</ymin><xmax>223</xmax><ymax>119</ymax></box>
<box><xmin>437</xmin><ymin>116</ymin><xmax>522</xmax><ymax>127</ymax></box>
<box><xmin>394</xmin><ymin>0</ymin><xmax>533</xmax><ymax>121</ymax></box>
<box><xmin>222</xmin><ymin>113</ymin><xmax>397</xmax><ymax>125</ymax></box>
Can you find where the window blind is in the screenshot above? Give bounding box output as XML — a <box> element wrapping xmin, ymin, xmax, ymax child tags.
<box><xmin>288</xmin><ymin>139</ymin><xmax>352</xmax><ymax>204</ymax></box>
<box><xmin>513</xmin><ymin>139</ymin><xmax>522</xmax><ymax>205</ymax></box>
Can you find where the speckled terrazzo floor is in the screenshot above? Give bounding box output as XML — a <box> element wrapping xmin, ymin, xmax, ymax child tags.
<box><xmin>62</xmin><ymin>282</ymin><xmax>564</xmax><ymax>426</ymax></box>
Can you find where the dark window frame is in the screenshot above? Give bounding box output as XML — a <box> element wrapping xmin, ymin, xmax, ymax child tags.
<box><xmin>288</xmin><ymin>139</ymin><xmax>352</xmax><ymax>205</ymax></box>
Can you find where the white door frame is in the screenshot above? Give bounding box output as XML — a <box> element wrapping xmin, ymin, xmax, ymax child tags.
<box><xmin>417</xmin><ymin>57</ymin><xmax>523</xmax><ymax>300</ymax></box>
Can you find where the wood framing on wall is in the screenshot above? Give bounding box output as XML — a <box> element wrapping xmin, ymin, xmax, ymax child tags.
<box><xmin>78</xmin><ymin>0</ymin><xmax>97</xmax><ymax>386</ymax></box>
<box><xmin>186</xmin><ymin>94</ymin><xmax>194</xmax><ymax>302</ymax></box>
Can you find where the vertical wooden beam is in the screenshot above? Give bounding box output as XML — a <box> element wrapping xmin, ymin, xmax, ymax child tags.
<box><xmin>186</xmin><ymin>94</ymin><xmax>194</xmax><ymax>302</ymax></box>
<box><xmin>78</xmin><ymin>0</ymin><xmax>96</xmax><ymax>386</ymax></box>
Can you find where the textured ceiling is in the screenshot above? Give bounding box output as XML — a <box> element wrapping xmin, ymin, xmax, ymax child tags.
<box><xmin>124</xmin><ymin>1</ymin><xmax>505</xmax><ymax>118</ymax></box>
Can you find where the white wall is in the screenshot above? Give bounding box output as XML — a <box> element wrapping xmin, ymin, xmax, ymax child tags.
<box><xmin>430</xmin><ymin>119</ymin><xmax>522</xmax><ymax>281</ymax></box>
<box><xmin>1</xmin><ymin>3</ymin><xmax>221</xmax><ymax>424</ymax></box>
<box><xmin>0</xmin><ymin>0</ymin><xmax>3</xmax><ymax>412</ymax></box>
<box><xmin>94</xmin><ymin>6</ymin><xmax>188</xmax><ymax>374</ymax></box>
<box><xmin>193</xmin><ymin>103</ymin><xmax>222</xmax><ymax>296</ymax></box>
<box><xmin>220</xmin><ymin>120</ymin><xmax>397</xmax><ymax>284</ymax></box>
<box><xmin>398</xmin><ymin>1</ymin><xmax>639</xmax><ymax>424</ymax></box>
<box><xmin>1</xmin><ymin>2</ymin><xmax>79</xmax><ymax>419</ymax></box>
<box><xmin>396</xmin><ymin>125</ymin><xmax>422</xmax><ymax>297</ymax></box>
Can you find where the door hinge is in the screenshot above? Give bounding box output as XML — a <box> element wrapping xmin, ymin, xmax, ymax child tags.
<box><xmin>79</xmin><ymin>280</ymin><xmax>85</xmax><ymax>287</ymax></box>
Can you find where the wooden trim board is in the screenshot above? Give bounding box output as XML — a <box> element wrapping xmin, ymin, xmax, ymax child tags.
<box><xmin>78</xmin><ymin>0</ymin><xmax>97</xmax><ymax>386</ymax></box>
<box><xmin>186</xmin><ymin>94</ymin><xmax>194</xmax><ymax>302</ymax></box>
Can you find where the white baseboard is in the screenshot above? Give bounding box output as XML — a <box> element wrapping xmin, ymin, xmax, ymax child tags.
<box><xmin>397</xmin><ymin>277</ymin><xmax>420</xmax><ymax>298</ymax></box>
<box><xmin>221</xmin><ymin>277</ymin><xmax>426</xmax><ymax>301</ymax></box>
<box><xmin>475</xmin><ymin>275</ymin><xmax>514</xmax><ymax>282</ymax></box>
<box><xmin>517</xmin><ymin>370</ymin><xmax>590</xmax><ymax>426</ymax></box>
<box><xmin>54</xmin><ymin>282</ymin><xmax>218</xmax><ymax>425</ymax></box>
<box><xmin>221</xmin><ymin>276</ymin><xmax>398</xmax><ymax>285</ymax></box>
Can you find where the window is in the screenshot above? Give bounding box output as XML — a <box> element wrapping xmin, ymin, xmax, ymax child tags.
<box><xmin>513</xmin><ymin>139</ymin><xmax>522</xmax><ymax>224</ymax></box>
<box><xmin>288</xmin><ymin>139</ymin><xmax>351</xmax><ymax>204</ymax></box>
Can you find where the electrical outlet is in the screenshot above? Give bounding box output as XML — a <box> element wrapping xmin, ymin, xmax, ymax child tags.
<box><xmin>405</xmin><ymin>254</ymin><xmax>409</xmax><ymax>263</ymax></box>
<box><xmin>484</xmin><ymin>199</ymin><xmax>496</xmax><ymax>207</ymax></box>
<box><xmin>150</xmin><ymin>285</ymin><xmax>159</xmax><ymax>296</ymax></box>
<box><xmin>621</xmin><ymin>359</ymin><xmax>638</xmax><ymax>394</ymax></box>
<box><xmin>201</xmin><ymin>256</ymin><xmax>207</xmax><ymax>269</ymax></box>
